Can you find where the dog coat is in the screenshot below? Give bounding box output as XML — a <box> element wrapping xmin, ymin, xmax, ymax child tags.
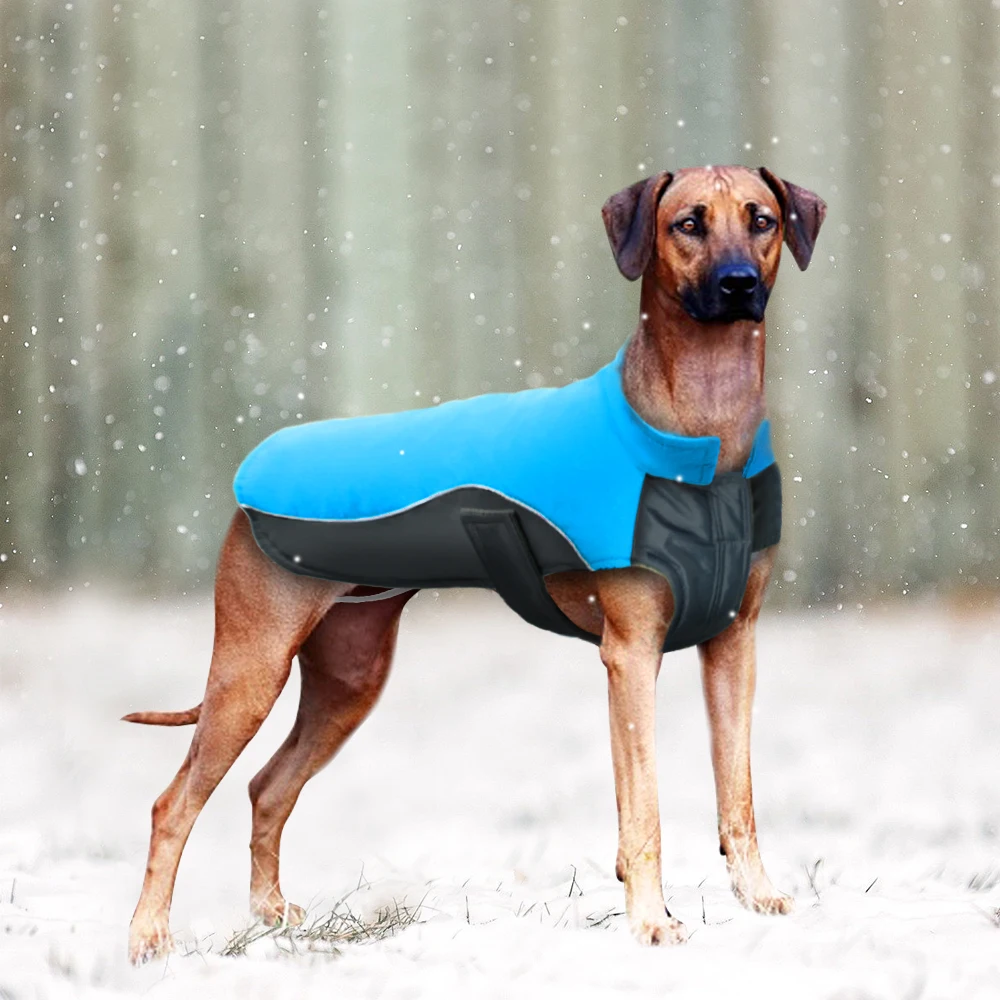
<box><xmin>234</xmin><ymin>346</ymin><xmax>781</xmax><ymax>652</ymax></box>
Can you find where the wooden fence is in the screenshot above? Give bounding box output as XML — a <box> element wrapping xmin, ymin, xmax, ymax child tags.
<box><xmin>1</xmin><ymin>0</ymin><xmax>998</xmax><ymax>604</ymax></box>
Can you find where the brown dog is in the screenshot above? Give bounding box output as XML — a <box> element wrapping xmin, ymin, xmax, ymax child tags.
<box><xmin>124</xmin><ymin>165</ymin><xmax>825</xmax><ymax>963</ymax></box>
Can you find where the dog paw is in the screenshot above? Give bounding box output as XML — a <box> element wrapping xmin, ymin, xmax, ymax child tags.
<box><xmin>630</xmin><ymin>914</ymin><xmax>689</xmax><ymax>946</ymax></box>
<box><xmin>732</xmin><ymin>876</ymin><xmax>795</xmax><ymax>916</ymax></box>
<box><xmin>727</xmin><ymin>857</ymin><xmax>796</xmax><ymax>917</ymax></box>
<box><xmin>746</xmin><ymin>889</ymin><xmax>795</xmax><ymax>916</ymax></box>
<box><xmin>128</xmin><ymin>917</ymin><xmax>174</xmax><ymax>966</ymax></box>
<box><xmin>251</xmin><ymin>895</ymin><xmax>306</xmax><ymax>928</ymax></box>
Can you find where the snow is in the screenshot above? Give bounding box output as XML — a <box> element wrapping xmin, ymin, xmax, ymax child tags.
<box><xmin>2</xmin><ymin>593</ymin><xmax>1000</xmax><ymax>997</ymax></box>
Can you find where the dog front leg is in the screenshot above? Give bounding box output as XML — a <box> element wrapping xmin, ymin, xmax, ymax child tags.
<box><xmin>698</xmin><ymin>550</ymin><xmax>793</xmax><ymax>915</ymax></box>
<box><xmin>601</xmin><ymin>624</ymin><xmax>687</xmax><ymax>946</ymax></box>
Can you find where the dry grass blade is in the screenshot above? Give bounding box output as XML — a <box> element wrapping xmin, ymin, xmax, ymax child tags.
<box><xmin>967</xmin><ymin>868</ymin><xmax>1000</xmax><ymax>892</ymax></box>
<box><xmin>585</xmin><ymin>908</ymin><xmax>624</xmax><ymax>929</ymax></box>
<box><xmin>804</xmin><ymin>859</ymin><xmax>824</xmax><ymax>902</ymax></box>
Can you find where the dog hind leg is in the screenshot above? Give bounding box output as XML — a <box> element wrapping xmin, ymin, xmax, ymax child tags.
<box><xmin>247</xmin><ymin>590</ymin><xmax>414</xmax><ymax>925</ymax></box>
<box><xmin>128</xmin><ymin>512</ymin><xmax>343</xmax><ymax>965</ymax></box>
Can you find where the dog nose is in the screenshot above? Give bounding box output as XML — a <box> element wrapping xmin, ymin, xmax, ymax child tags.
<box><xmin>718</xmin><ymin>266</ymin><xmax>759</xmax><ymax>297</ymax></box>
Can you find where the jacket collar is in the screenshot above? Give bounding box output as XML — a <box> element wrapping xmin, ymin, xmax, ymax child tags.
<box><xmin>596</xmin><ymin>345</ymin><xmax>774</xmax><ymax>484</ymax></box>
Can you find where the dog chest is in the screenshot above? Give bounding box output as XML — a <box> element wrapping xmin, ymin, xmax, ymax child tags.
<box><xmin>632</xmin><ymin>465</ymin><xmax>781</xmax><ymax>651</ymax></box>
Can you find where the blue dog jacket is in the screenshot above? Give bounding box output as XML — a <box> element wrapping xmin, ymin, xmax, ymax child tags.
<box><xmin>234</xmin><ymin>346</ymin><xmax>781</xmax><ymax>652</ymax></box>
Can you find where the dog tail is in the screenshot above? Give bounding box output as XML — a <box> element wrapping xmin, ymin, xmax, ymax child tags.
<box><xmin>122</xmin><ymin>704</ymin><xmax>202</xmax><ymax>726</ymax></box>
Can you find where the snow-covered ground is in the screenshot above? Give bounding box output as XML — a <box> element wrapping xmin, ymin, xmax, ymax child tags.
<box><xmin>2</xmin><ymin>591</ymin><xmax>999</xmax><ymax>998</ymax></box>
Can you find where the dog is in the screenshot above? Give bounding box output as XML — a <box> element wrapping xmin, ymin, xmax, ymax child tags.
<box><xmin>124</xmin><ymin>165</ymin><xmax>825</xmax><ymax>963</ymax></box>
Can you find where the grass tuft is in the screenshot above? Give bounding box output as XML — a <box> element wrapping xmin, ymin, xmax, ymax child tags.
<box><xmin>208</xmin><ymin>892</ymin><xmax>425</xmax><ymax>960</ymax></box>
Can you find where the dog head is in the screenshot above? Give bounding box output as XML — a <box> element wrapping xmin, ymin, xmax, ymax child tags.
<box><xmin>601</xmin><ymin>166</ymin><xmax>827</xmax><ymax>324</ymax></box>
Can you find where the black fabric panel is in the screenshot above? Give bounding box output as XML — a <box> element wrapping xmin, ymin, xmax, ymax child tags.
<box><xmin>461</xmin><ymin>509</ymin><xmax>591</xmax><ymax>642</ymax></box>
<box><xmin>632</xmin><ymin>470</ymin><xmax>754</xmax><ymax>651</ymax></box>
<box><xmin>245</xmin><ymin>466</ymin><xmax>782</xmax><ymax>656</ymax></box>
<box><xmin>749</xmin><ymin>462</ymin><xmax>782</xmax><ymax>551</ymax></box>
<box><xmin>242</xmin><ymin>486</ymin><xmax>587</xmax><ymax>589</ymax></box>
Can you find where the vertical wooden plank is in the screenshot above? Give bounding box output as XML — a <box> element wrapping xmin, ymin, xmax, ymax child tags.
<box><xmin>0</xmin><ymin>0</ymin><xmax>41</xmax><ymax>583</ymax></box>
<box><xmin>877</xmin><ymin>0</ymin><xmax>966</xmax><ymax>594</ymax></box>
<box><xmin>328</xmin><ymin>0</ymin><xmax>414</xmax><ymax>416</ymax></box>
<box><xmin>669</xmin><ymin>1</ymin><xmax>748</xmax><ymax>167</ymax></box>
<box><xmin>405</xmin><ymin>0</ymin><xmax>458</xmax><ymax>401</ymax></box>
<box><xmin>123</xmin><ymin>0</ymin><xmax>206</xmax><ymax>587</ymax></box>
<box><xmin>238</xmin><ymin>0</ymin><xmax>307</xmax><ymax>426</ymax></box>
<box><xmin>468</xmin><ymin>1</ymin><xmax>523</xmax><ymax>393</ymax></box>
<box><xmin>436</xmin><ymin>1</ymin><xmax>519</xmax><ymax>399</ymax></box>
<box><xmin>297</xmin><ymin>3</ymin><xmax>342</xmax><ymax>419</ymax></box>
<box><xmin>182</xmin><ymin>0</ymin><xmax>252</xmax><ymax>582</ymax></box>
<box><xmin>835</xmin><ymin>1</ymin><xmax>892</xmax><ymax>604</ymax></box>
<box><xmin>591</xmin><ymin>5</ymin><xmax>677</xmax><ymax>369</ymax></box>
<box><xmin>506</xmin><ymin>2</ymin><xmax>562</xmax><ymax>390</ymax></box>
<box><xmin>746</xmin><ymin>0</ymin><xmax>855</xmax><ymax>605</ymax></box>
<box><xmin>958</xmin><ymin>3</ymin><xmax>1000</xmax><ymax>590</ymax></box>
<box><xmin>21</xmin><ymin>0</ymin><xmax>87</xmax><ymax>581</ymax></box>
<box><xmin>79</xmin><ymin>1</ymin><xmax>145</xmax><ymax>583</ymax></box>
<box><xmin>556</xmin><ymin>3</ymin><xmax>655</xmax><ymax>377</ymax></box>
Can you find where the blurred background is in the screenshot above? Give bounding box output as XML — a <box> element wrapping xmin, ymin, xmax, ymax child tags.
<box><xmin>3</xmin><ymin>8</ymin><xmax>1000</xmax><ymax>993</ymax></box>
<box><xmin>1</xmin><ymin>0</ymin><xmax>998</xmax><ymax>605</ymax></box>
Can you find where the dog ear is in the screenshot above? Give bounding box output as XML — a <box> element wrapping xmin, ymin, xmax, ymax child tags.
<box><xmin>757</xmin><ymin>168</ymin><xmax>827</xmax><ymax>271</ymax></box>
<box><xmin>601</xmin><ymin>171</ymin><xmax>673</xmax><ymax>281</ymax></box>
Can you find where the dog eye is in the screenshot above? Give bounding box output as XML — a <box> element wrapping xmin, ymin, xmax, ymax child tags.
<box><xmin>674</xmin><ymin>217</ymin><xmax>700</xmax><ymax>235</ymax></box>
<box><xmin>753</xmin><ymin>214</ymin><xmax>775</xmax><ymax>232</ymax></box>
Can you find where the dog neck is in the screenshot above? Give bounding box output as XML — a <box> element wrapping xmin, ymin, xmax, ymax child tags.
<box><xmin>621</xmin><ymin>279</ymin><xmax>768</xmax><ymax>474</ymax></box>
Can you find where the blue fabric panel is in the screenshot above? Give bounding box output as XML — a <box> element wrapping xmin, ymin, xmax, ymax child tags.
<box><xmin>234</xmin><ymin>346</ymin><xmax>775</xmax><ymax>572</ymax></box>
<box><xmin>743</xmin><ymin>418</ymin><xmax>775</xmax><ymax>478</ymax></box>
